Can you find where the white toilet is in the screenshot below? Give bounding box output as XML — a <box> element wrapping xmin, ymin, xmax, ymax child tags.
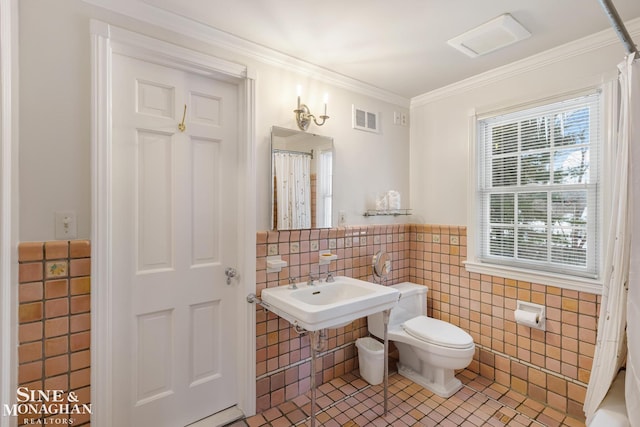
<box><xmin>368</xmin><ymin>282</ymin><xmax>475</xmax><ymax>398</ymax></box>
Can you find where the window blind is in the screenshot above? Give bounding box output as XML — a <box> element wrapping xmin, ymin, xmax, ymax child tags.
<box><xmin>477</xmin><ymin>93</ymin><xmax>601</xmax><ymax>278</ymax></box>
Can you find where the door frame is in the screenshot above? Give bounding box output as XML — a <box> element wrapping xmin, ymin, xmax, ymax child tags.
<box><xmin>90</xmin><ymin>20</ymin><xmax>257</xmax><ymax>425</ymax></box>
<box><xmin>0</xmin><ymin>1</ymin><xmax>18</xmax><ymax>427</ymax></box>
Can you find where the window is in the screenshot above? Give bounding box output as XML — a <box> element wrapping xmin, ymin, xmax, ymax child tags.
<box><xmin>475</xmin><ymin>93</ymin><xmax>601</xmax><ymax>280</ymax></box>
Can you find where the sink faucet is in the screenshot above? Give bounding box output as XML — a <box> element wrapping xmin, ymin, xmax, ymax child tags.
<box><xmin>288</xmin><ymin>277</ymin><xmax>298</xmax><ymax>290</ymax></box>
<box><xmin>325</xmin><ymin>272</ymin><xmax>335</xmax><ymax>283</ymax></box>
<box><xmin>308</xmin><ymin>274</ymin><xmax>318</xmax><ymax>286</ymax></box>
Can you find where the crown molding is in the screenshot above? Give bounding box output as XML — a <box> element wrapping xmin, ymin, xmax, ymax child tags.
<box><xmin>411</xmin><ymin>17</ymin><xmax>640</xmax><ymax>108</ymax></box>
<box><xmin>81</xmin><ymin>0</ymin><xmax>410</xmax><ymax>107</ymax></box>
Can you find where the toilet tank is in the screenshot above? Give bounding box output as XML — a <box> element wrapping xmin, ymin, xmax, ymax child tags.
<box><xmin>367</xmin><ymin>282</ymin><xmax>428</xmax><ymax>339</ymax></box>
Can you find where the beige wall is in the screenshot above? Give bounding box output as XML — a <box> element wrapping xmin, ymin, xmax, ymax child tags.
<box><xmin>408</xmin><ymin>29</ymin><xmax>632</xmax><ymax>226</ymax></box>
<box><xmin>18</xmin><ymin>0</ymin><xmax>411</xmax><ymax>241</ymax></box>
<box><xmin>21</xmin><ymin>0</ymin><xmax>635</xmax><ymax>241</ymax></box>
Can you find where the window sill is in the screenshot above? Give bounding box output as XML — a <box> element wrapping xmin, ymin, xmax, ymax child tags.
<box><xmin>463</xmin><ymin>260</ymin><xmax>602</xmax><ymax>295</ymax></box>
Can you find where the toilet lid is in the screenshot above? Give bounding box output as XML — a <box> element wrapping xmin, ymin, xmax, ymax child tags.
<box><xmin>402</xmin><ymin>316</ymin><xmax>474</xmax><ymax>349</ymax></box>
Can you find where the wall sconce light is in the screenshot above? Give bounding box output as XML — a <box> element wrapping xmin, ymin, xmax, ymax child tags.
<box><xmin>294</xmin><ymin>86</ymin><xmax>329</xmax><ymax>131</ymax></box>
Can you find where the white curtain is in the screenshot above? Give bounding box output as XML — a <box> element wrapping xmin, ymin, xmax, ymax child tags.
<box><xmin>273</xmin><ymin>152</ymin><xmax>311</xmax><ymax>230</ymax></box>
<box><xmin>625</xmin><ymin>54</ymin><xmax>640</xmax><ymax>426</ymax></box>
<box><xmin>583</xmin><ymin>53</ymin><xmax>637</xmax><ymax>424</ymax></box>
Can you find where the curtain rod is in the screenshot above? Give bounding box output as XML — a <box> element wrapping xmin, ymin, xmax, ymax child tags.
<box><xmin>597</xmin><ymin>0</ymin><xmax>639</xmax><ymax>57</ymax></box>
<box><xmin>273</xmin><ymin>149</ymin><xmax>313</xmax><ymax>158</ymax></box>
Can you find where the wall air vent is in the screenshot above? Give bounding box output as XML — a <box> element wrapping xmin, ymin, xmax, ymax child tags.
<box><xmin>447</xmin><ymin>13</ymin><xmax>531</xmax><ymax>58</ymax></box>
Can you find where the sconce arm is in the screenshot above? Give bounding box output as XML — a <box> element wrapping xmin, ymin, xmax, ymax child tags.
<box><xmin>294</xmin><ymin>103</ymin><xmax>329</xmax><ymax>131</ymax></box>
<box><xmin>312</xmin><ymin>114</ymin><xmax>329</xmax><ymax>126</ymax></box>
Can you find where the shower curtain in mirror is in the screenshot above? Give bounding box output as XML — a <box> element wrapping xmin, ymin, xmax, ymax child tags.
<box><xmin>584</xmin><ymin>53</ymin><xmax>639</xmax><ymax>425</ymax></box>
<box><xmin>273</xmin><ymin>151</ymin><xmax>311</xmax><ymax>230</ymax></box>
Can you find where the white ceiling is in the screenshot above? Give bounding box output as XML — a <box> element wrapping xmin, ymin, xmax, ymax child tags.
<box><xmin>141</xmin><ymin>0</ymin><xmax>640</xmax><ymax>99</ymax></box>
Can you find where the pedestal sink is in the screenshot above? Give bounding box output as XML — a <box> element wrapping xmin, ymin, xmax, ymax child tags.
<box><xmin>256</xmin><ymin>276</ymin><xmax>399</xmax><ymax>427</ymax></box>
<box><xmin>260</xmin><ymin>276</ymin><xmax>400</xmax><ymax>330</ymax></box>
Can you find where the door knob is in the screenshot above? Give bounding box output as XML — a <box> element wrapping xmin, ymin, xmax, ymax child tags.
<box><xmin>225</xmin><ymin>267</ymin><xmax>238</xmax><ymax>285</ymax></box>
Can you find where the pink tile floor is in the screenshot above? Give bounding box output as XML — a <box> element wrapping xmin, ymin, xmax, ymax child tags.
<box><xmin>231</xmin><ymin>369</ymin><xmax>585</xmax><ymax>427</ymax></box>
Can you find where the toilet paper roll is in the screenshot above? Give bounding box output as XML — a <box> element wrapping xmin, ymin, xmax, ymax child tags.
<box><xmin>514</xmin><ymin>309</ymin><xmax>539</xmax><ymax>327</ymax></box>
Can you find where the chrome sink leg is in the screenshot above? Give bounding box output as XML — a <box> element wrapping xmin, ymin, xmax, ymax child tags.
<box><xmin>310</xmin><ymin>330</ymin><xmax>319</xmax><ymax>427</ymax></box>
<box><xmin>383</xmin><ymin>309</ymin><xmax>390</xmax><ymax>416</ymax></box>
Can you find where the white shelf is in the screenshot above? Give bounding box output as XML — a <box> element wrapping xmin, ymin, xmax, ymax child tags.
<box><xmin>266</xmin><ymin>256</ymin><xmax>287</xmax><ymax>273</ymax></box>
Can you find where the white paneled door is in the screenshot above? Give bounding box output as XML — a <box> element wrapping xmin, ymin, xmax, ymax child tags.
<box><xmin>111</xmin><ymin>53</ymin><xmax>240</xmax><ymax>426</ymax></box>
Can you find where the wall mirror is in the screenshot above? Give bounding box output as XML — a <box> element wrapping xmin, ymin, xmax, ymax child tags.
<box><xmin>271</xmin><ymin>126</ymin><xmax>334</xmax><ymax>230</ymax></box>
<box><xmin>372</xmin><ymin>250</ymin><xmax>391</xmax><ymax>283</ymax></box>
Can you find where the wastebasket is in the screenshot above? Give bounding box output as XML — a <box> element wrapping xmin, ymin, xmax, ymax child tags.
<box><xmin>356</xmin><ymin>337</ymin><xmax>384</xmax><ymax>385</ymax></box>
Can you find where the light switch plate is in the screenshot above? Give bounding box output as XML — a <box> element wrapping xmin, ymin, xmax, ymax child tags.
<box><xmin>338</xmin><ymin>211</ymin><xmax>346</xmax><ymax>226</ymax></box>
<box><xmin>55</xmin><ymin>211</ymin><xmax>77</xmax><ymax>240</ymax></box>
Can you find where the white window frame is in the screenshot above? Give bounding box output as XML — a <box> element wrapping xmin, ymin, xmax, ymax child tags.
<box><xmin>316</xmin><ymin>149</ymin><xmax>333</xmax><ymax>228</ymax></box>
<box><xmin>465</xmin><ymin>86</ymin><xmax>616</xmax><ymax>294</ymax></box>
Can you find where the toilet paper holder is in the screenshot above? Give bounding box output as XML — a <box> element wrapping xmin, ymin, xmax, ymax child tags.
<box><xmin>515</xmin><ymin>300</ymin><xmax>546</xmax><ymax>331</ymax></box>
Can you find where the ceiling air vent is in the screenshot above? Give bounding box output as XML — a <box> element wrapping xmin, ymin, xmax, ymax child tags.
<box><xmin>447</xmin><ymin>13</ymin><xmax>531</xmax><ymax>58</ymax></box>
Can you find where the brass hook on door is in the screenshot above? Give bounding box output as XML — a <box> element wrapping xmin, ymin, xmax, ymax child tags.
<box><xmin>178</xmin><ymin>104</ymin><xmax>187</xmax><ymax>132</ymax></box>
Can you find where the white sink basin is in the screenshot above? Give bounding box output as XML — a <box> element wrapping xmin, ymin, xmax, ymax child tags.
<box><xmin>260</xmin><ymin>276</ymin><xmax>400</xmax><ymax>331</ymax></box>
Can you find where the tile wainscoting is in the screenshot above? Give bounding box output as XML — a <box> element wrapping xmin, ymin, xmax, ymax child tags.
<box><xmin>256</xmin><ymin>225</ymin><xmax>599</xmax><ymax>421</ymax></box>
<box><xmin>13</xmin><ymin>225</ymin><xmax>597</xmax><ymax>425</ymax></box>
<box><xmin>255</xmin><ymin>225</ymin><xmax>412</xmax><ymax>413</ymax></box>
<box><xmin>17</xmin><ymin>240</ymin><xmax>91</xmax><ymax>426</ymax></box>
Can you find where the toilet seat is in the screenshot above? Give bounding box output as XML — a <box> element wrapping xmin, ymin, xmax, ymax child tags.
<box><xmin>402</xmin><ymin>316</ymin><xmax>473</xmax><ymax>350</ymax></box>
